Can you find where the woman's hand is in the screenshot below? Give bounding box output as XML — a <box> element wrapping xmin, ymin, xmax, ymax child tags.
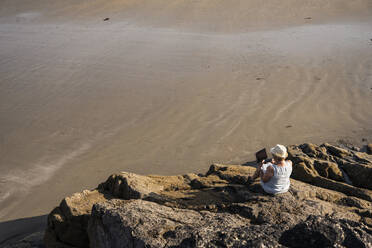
<box><xmin>251</xmin><ymin>160</ymin><xmax>265</xmax><ymax>181</ymax></box>
<box><xmin>258</xmin><ymin>160</ymin><xmax>265</xmax><ymax>168</ymax></box>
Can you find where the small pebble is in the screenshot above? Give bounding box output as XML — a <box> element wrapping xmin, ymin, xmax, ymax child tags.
<box><xmin>103</xmin><ymin>17</ymin><xmax>110</xmax><ymax>21</ymax></box>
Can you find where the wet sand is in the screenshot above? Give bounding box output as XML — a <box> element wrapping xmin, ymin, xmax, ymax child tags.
<box><xmin>1</xmin><ymin>0</ymin><xmax>372</xmax><ymax>226</ymax></box>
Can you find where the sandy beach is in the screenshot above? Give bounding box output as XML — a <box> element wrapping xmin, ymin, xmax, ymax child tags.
<box><xmin>1</xmin><ymin>0</ymin><xmax>372</xmax><ymax>241</ymax></box>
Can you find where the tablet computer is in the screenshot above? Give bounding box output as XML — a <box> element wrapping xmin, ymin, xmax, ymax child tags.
<box><xmin>255</xmin><ymin>148</ymin><xmax>268</xmax><ymax>163</ymax></box>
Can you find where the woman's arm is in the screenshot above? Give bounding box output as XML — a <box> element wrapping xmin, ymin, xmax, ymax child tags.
<box><xmin>261</xmin><ymin>165</ymin><xmax>274</xmax><ymax>183</ymax></box>
<box><xmin>251</xmin><ymin>160</ymin><xmax>264</xmax><ymax>180</ymax></box>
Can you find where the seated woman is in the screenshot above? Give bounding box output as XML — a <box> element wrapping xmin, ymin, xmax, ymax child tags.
<box><xmin>250</xmin><ymin>144</ymin><xmax>292</xmax><ymax>194</ymax></box>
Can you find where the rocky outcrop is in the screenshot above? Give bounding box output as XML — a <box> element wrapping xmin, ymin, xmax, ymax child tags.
<box><xmin>279</xmin><ymin>215</ymin><xmax>372</xmax><ymax>248</ymax></box>
<box><xmin>288</xmin><ymin>143</ymin><xmax>372</xmax><ymax>192</ymax></box>
<box><xmin>88</xmin><ymin>199</ymin><xmax>273</xmax><ymax>248</ymax></box>
<box><xmin>44</xmin><ymin>190</ymin><xmax>109</xmax><ymax>248</ymax></box>
<box><xmin>367</xmin><ymin>144</ymin><xmax>372</xmax><ymax>155</ymax></box>
<box><xmin>44</xmin><ymin>143</ymin><xmax>372</xmax><ymax>248</ymax></box>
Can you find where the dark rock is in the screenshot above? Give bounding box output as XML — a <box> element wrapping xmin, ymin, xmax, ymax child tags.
<box><xmin>1</xmin><ymin>232</ymin><xmax>45</xmax><ymax>248</ymax></box>
<box><xmin>367</xmin><ymin>144</ymin><xmax>372</xmax><ymax>155</ymax></box>
<box><xmin>339</xmin><ymin>161</ymin><xmax>372</xmax><ymax>190</ymax></box>
<box><xmin>44</xmin><ymin>190</ymin><xmax>108</xmax><ymax>248</ymax></box>
<box><xmin>279</xmin><ymin>215</ymin><xmax>372</xmax><ymax>248</ymax></box>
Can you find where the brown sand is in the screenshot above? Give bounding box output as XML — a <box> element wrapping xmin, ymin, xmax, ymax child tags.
<box><xmin>0</xmin><ymin>0</ymin><xmax>372</xmax><ymax>228</ymax></box>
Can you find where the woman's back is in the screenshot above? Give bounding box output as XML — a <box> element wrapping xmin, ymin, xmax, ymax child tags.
<box><xmin>261</xmin><ymin>160</ymin><xmax>292</xmax><ymax>194</ymax></box>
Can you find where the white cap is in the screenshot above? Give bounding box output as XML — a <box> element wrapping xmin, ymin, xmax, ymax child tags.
<box><xmin>270</xmin><ymin>144</ymin><xmax>288</xmax><ymax>159</ymax></box>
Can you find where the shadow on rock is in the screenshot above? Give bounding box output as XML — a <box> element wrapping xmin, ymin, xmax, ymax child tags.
<box><xmin>0</xmin><ymin>215</ymin><xmax>47</xmax><ymax>248</ymax></box>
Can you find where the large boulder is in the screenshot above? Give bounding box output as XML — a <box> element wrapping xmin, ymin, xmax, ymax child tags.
<box><xmin>87</xmin><ymin>199</ymin><xmax>282</xmax><ymax>248</ymax></box>
<box><xmin>42</xmin><ymin>143</ymin><xmax>372</xmax><ymax>248</ymax></box>
<box><xmin>288</xmin><ymin>143</ymin><xmax>372</xmax><ymax>191</ymax></box>
<box><xmin>44</xmin><ymin>190</ymin><xmax>108</xmax><ymax>248</ymax></box>
<box><xmin>87</xmin><ymin>192</ymin><xmax>372</xmax><ymax>248</ymax></box>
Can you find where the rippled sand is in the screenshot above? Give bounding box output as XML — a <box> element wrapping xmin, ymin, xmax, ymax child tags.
<box><xmin>0</xmin><ymin>0</ymin><xmax>372</xmax><ymax>222</ymax></box>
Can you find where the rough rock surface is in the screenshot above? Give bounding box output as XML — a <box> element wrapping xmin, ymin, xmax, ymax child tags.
<box><xmin>279</xmin><ymin>215</ymin><xmax>372</xmax><ymax>248</ymax></box>
<box><xmin>288</xmin><ymin>143</ymin><xmax>372</xmax><ymax>192</ymax></box>
<box><xmin>40</xmin><ymin>143</ymin><xmax>372</xmax><ymax>248</ymax></box>
<box><xmin>1</xmin><ymin>232</ymin><xmax>45</xmax><ymax>248</ymax></box>
<box><xmin>88</xmin><ymin>199</ymin><xmax>286</xmax><ymax>248</ymax></box>
<box><xmin>44</xmin><ymin>190</ymin><xmax>109</xmax><ymax>248</ymax></box>
<box><xmin>367</xmin><ymin>144</ymin><xmax>372</xmax><ymax>155</ymax></box>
